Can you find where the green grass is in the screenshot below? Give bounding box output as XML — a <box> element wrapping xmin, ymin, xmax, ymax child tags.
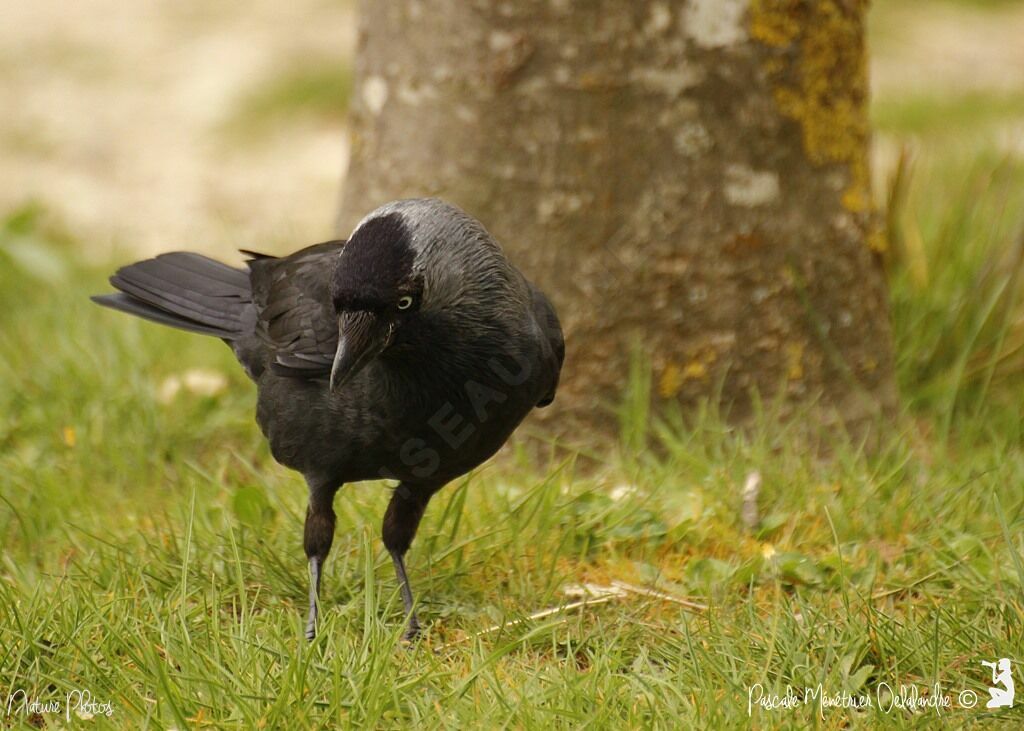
<box><xmin>872</xmin><ymin>91</ymin><xmax>1024</xmax><ymax>138</ymax></box>
<box><xmin>222</xmin><ymin>58</ymin><xmax>352</xmax><ymax>141</ymax></box>
<box><xmin>3</xmin><ymin>121</ymin><xmax>1024</xmax><ymax>730</ymax></box>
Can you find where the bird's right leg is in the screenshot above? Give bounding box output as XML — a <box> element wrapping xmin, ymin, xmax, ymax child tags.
<box><xmin>304</xmin><ymin>478</ymin><xmax>339</xmax><ymax>641</ymax></box>
<box><xmin>381</xmin><ymin>483</ymin><xmax>436</xmax><ymax>641</ymax></box>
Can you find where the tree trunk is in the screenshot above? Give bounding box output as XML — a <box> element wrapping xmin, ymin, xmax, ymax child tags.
<box><xmin>338</xmin><ymin>0</ymin><xmax>896</xmax><ymax>434</ymax></box>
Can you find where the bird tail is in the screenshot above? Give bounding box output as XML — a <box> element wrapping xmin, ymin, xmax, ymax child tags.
<box><xmin>91</xmin><ymin>252</ymin><xmax>252</xmax><ymax>339</ymax></box>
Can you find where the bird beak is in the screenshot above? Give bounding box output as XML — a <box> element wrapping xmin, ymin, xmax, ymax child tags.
<box><xmin>330</xmin><ymin>311</ymin><xmax>390</xmax><ymax>392</ymax></box>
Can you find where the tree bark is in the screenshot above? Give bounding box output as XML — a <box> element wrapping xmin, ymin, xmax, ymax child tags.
<box><xmin>339</xmin><ymin>0</ymin><xmax>896</xmax><ymax>433</ymax></box>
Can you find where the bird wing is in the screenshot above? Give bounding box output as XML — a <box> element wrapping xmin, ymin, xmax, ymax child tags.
<box><xmin>246</xmin><ymin>241</ymin><xmax>344</xmax><ymax>378</ymax></box>
<box><xmin>528</xmin><ymin>280</ymin><xmax>564</xmax><ymax>407</ymax></box>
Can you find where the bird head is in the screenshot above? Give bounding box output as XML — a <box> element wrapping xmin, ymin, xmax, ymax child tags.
<box><xmin>328</xmin><ymin>198</ymin><xmax>515</xmax><ymax>392</ymax></box>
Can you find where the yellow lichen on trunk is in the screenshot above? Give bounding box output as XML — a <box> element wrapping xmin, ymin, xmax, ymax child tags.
<box><xmin>750</xmin><ymin>0</ymin><xmax>881</xmax><ymax>248</ymax></box>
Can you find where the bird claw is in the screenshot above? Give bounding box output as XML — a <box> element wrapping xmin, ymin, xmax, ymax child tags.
<box><xmin>400</xmin><ymin>619</ymin><xmax>421</xmax><ymax>645</ymax></box>
<box><xmin>305</xmin><ymin>607</ymin><xmax>318</xmax><ymax>641</ymax></box>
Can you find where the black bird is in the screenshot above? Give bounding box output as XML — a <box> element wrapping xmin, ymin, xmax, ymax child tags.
<box><xmin>92</xmin><ymin>198</ymin><xmax>564</xmax><ymax>640</ymax></box>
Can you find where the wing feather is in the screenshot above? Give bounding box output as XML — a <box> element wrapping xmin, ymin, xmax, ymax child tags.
<box><xmin>247</xmin><ymin>241</ymin><xmax>344</xmax><ymax>378</ymax></box>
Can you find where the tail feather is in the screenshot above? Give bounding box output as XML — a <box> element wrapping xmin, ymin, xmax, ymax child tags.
<box><xmin>94</xmin><ymin>252</ymin><xmax>252</xmax><ymax>340</ymax></box>
<box><xmin>109</xmin><ymin>269</ymin><xmax>243</xmax><ymax>331</ymax></box>
<box><xmin>90</xmin><ymin>293</ymin><xmax>240</xmax><ymax>338</ymax></box>
<box><xmin>123</xmin><ymin>253</ymin><xmax>250</xmax><ymax>296</ymax></box>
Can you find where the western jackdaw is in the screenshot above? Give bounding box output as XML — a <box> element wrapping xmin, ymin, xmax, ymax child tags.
<box><xmin>92</xmin><ymin>198</ymin><xmax>564</xmax><ymax>640</ymax></box>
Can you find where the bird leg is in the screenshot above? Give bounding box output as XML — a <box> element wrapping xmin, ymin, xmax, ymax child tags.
<box><xmin>390</xmin><ymin>551</ymin><xmax>420</xmax><ymax>640</ymax></box>
<box><xmin>307</xmin><ymin>554</ymin><xmax>323</xmax><ymax>641</ymax></box>
<box><xmin>303</xmin><ymin>481</ymin><xmax>338</xmax><ymax>641</ymax></box>
<box><xmin>381</xmin><ymin>484</ymin><xmax>435</xmax><ymax>641</ymax></box>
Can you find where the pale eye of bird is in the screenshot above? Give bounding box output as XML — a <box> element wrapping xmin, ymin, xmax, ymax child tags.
<box><xmin>397</xmin><ymin>295</ymin><xmax>414</xmax><ymax>310</ymax></box>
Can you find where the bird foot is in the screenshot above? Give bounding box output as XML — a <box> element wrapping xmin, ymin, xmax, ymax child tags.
<box><xmin>305</xmin><ymin>608</ymin><xmax>318</xmax><ymax>641</ymax></box>
<box><xmin>400</xmin><ymin>619</ymin><xmax>422</xmax><ymax>645</ymax></box>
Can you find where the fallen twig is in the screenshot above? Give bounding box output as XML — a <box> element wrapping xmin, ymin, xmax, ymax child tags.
<box><xmin>436</xmin><ymin>592</ymin><xmax>620</xmax><ymax>649</ymax></box>
<box><xmin>609</xmin><ymin>580</ymin><xmax>708</xmax><ymax>611</ymax></box>
<box><xmin>741</xmin><ymin>470</ymin><xmax>761</xmax><ymax>531</ymax></box>
<box><xmin>436</xmin><ymin>580</ymin><xmax>706</xmax><ymax>649</ymax></box>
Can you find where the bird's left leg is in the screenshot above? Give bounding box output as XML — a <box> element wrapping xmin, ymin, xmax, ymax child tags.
<box><xmin>381</xmin><ymin>483</ymin><xmax>437</xmax><ymax>641</ymax></box>
<box><xmin>304</xmin><ymin>477</ymin><xmax>340</xmax><ymax>641</ymax></box>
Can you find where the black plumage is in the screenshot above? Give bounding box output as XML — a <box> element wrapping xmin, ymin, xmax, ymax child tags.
<box><xmin>92</xmin><ymin>198</ymin><xmax>564</xmax><ymax>640</ymax></box>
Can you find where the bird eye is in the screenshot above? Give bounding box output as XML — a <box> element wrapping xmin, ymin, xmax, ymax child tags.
<box><xmin>397</xmin><ymin>295</ymin><xmax>414</xmax><ymax>310</ymax></box>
